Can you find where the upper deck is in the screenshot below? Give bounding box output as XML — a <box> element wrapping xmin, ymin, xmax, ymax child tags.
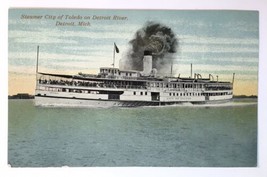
<box><xmin>37</xmin><ymin>71</ymin><xmax>233</xmax><ymax>93</ymax></box>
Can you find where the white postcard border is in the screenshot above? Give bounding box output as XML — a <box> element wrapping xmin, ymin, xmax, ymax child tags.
<box><xmin>1</xmin><ymin>0</ymin><xmax>267</xmax><ymax>177</ymax></box>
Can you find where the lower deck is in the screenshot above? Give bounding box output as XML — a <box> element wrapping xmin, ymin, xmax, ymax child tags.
<box><xmin>35</xmin><ymin>85</ymin><xmax>233</xmax><ymax>107</ymax></box>
<box><xmin>35</xmin><ymin>95</ymin><xmax>232</xmax><ymax>107</ymax></box>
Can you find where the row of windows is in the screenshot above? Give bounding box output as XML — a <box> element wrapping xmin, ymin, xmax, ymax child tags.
<box><xmin>133</xmin><ymin>91</ymin><xmax>148</xmax><ymax>96</ymax></box>
<box><xmin>40</xmin><ymin>86</ymin><xmax>232</xmax><ymax>97</ymax></box>
<box><xmin>42</xmin><ymin>87</ymin><xmax>101</xmax><ymax>94</ymax></box>
<box><xmin>168</xmin><ymin>92</ymin><xmax>231</xmax><ymax>97</ymax></box>
<box><xmin>100</xmin><ymin>69</ymin><xmax>134</xmax><ymax>76</ymax></box>
<box><xmin>131</xmin><ymin>91</ymin><xmax>231</xmax><ymax>97</ymax></box>
<box><xmin>147</xmin><ymin>82</ymin><xmax>232</xmax><ymax>90</ymax></box>
<box><xmin>205</xmin><ymin>92</ymin><xmax>232</xmax><ymax>96</ymax></box>
<box><xmin>101</xmin><ymin>69</ymin><xmax>119</xmax><ymax>74</ymax></box>
<box><xmin>148</xmin><ymin>82</ymin><xmax>204</xmax><ymax>89</ymax></box>
<box><xmin>169</xmin><ymin>92</ymin><xmax>203</xmax><ymax>97</ymax></box>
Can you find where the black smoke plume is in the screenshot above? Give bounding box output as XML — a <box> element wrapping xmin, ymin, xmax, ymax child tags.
<box><xmin>121</xmin><ymin>21</ymin><xmax>178</xmax><ymax>74</ymax></box>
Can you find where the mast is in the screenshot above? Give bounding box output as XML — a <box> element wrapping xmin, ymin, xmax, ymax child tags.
<box><xmin>36</xmin><ymin>45</ymin><xmax>39</xmax><ymax>73</ymax></box>
<box><xmin>170</xmin><ymin>61</ymin><xmax>173</xmax><ymax>76</ymax></box>
<box><xmin>113</xmin><ymin>45</ymin><xmax>115</xmax><ymax>68</ymax></box>
<box><xmin>190</xmin><ymin>63</ymin><xmax>192</xmax><ymax>78</ymax></box>
<box><xmin>36</xmin><ymin>46</ymin><xmax>39</xmax><ymax>88</ymax></box>
<box><xmin>232</xmin><ymin>73</ymin><xmax>235</xmax><ymax>84</ymax></box>
<box><xmin>113</xmin><ymin>43</ymin><xmax>119</xmax><ymax>68</ymax></box>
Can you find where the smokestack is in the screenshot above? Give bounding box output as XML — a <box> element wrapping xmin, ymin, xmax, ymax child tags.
<box><xmin>190</xmin><ymin>63</ymin><xmax>192</xmax><ymax>78</ymax></box>
<box><xmin>143</xmin><ymin>51</ymin><xmax>152</xmax><ymax>76</ymax></box>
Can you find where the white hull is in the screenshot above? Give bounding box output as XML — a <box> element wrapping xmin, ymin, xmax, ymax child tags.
<box><xmin>35</xmin><ymin>96</ymin><xmax>160</xmax><ymax>107</ymax></box>
<box><xmin>35</xmin><ymin>94</ymin><xmax>233</xmax><ymax>108</ymax></box>
<box><xmin>35</xmin><ymin>96</ymin><xmax>120</xmax><ymax>107</ymax></box>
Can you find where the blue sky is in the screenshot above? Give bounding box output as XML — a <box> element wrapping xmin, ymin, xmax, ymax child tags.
<box><xmin>8</xmin><ymin>9</ymin><xmax>259</xmax><ymax>95</ymax></box>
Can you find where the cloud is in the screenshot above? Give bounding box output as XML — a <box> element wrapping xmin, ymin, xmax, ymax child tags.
<box><xmin>13</xmin><ymin>37</ymin><xmax>78</xmax><ymax>44</ymax></box>
<box><xmin>9</xmin><ymin>66</ymin><xmax>35</xmax><ymax>75</ymax></box>
<box><xmin>9</xmin><ymin>26</ymin><xmax>133</xmax><ymax>44</ymax></box>
<box><xmin>8</xmin><ymin>51</ymin><xmax>120</xmax><ymax>73</ymax></box>
<box><xmin>174</xmin><ymin>63</ymin><xmax>257</xmax><ymax>75</ymax></box>
<box><xmin>177</xmin><ymin>56</ymin><xmax>258</xmax><ymax>63</ymax></box>
<box><xmin>9</xmin><ymin>51</ymin><xmax>106</xmax><ymax>61</ymax></box>
<box><xmin>175</xmin><ymin>35</ymin><xmax>259</xmax><ymax>66</ymax></box>
<box><xmin>179</xmin><ymin>35</ymin><xmax>258</xmax><ymax>45</ymax></box>
<box><xmin>61</xmin><ymin>44</ymin><xmax>127</xmax><ymax>53</ymax></box>
<box><xmin>179</xmin><ymin>44</ymin><xmax>258</xmax><ymax>53</ymax></box>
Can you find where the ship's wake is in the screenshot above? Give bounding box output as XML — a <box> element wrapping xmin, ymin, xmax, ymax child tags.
<box><xmin>145</xmin><ymin>101</ymin><xmax>257</xmax><ymax>108</ymax></box>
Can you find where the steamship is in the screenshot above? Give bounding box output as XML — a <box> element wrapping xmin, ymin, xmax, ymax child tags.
<box><xmin>35</xmin><ymin>50</ymin><xmax>234</xmax><ymax>107</ymax></box>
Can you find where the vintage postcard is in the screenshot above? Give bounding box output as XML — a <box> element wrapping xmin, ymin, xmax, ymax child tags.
<box><xmin>8</xmin><ymin>8</ymin><xmax>258</xmax><ymax>168</ymax></box>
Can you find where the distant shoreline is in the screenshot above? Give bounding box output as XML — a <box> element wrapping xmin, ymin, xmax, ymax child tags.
<box><xmin>8</xmin><ymin>93</ymin><xmax>34</xmax><ymax>99</ymax></box>
<box><xmin>233</xmin><ymin>95</ymin><xmax>258</xmax><ymax>99</ymax></box>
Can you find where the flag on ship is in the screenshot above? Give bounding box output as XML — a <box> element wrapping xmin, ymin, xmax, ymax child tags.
<box><xmin>114</xmin><ymin>43</ymin><xmax>119</xmax><ymax>53</ymax></box>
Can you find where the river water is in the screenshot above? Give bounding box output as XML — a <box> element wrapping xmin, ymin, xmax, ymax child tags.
<box><xmin>8</xmin><ymin>99</ymin><xmax>257</xmax><ymax>167</ymax></box>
